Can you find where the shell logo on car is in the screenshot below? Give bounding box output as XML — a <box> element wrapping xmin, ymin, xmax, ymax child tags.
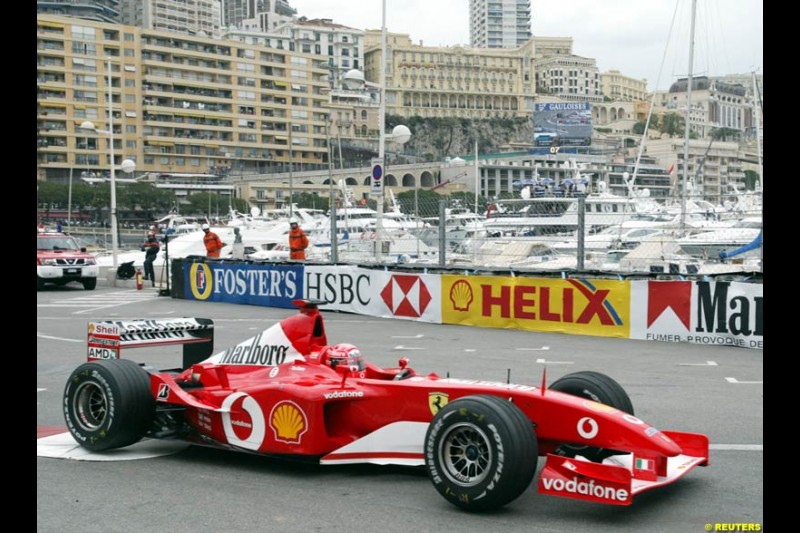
<box><xmin>270</xmin><ymin>401</ymin><xmax>308</xmax><ymax>444</ymax></box>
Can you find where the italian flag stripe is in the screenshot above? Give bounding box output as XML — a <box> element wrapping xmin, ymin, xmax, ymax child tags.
<box><xmin>635</xmin><ymin>458</ymin><xmax>652</xmax><ymax>470</ymax></box>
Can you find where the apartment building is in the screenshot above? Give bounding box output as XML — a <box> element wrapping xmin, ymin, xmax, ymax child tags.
<box><xmin>600</xmin><ymin>70</ymin><xmax>648</xmax><ymax>102</ymax></box>
<box><xmin>36</xmin><ymin>14</ymin><xmax>329</xmax><ymax>184</ymax></box>
<box><xmin>220</xmin><ymin>0</ymin><xmax>296</xmax><ymax>33</ymax></box>
<box><xmin>534</xmin><ymin>54</ymin><xmax>602</xmax><ymax>103</ymax></box>
<box><xmin>37</xmin><ymin>0</ymin><xmax>120</xmax><ymax>24</ymax></box>
<box><xmin>119</xmin><ymin>0</ymin><xmax>222</xmax><ymax>38</ymax></box>
<box><xmin>469</xmin><ymin>0</ymin><xmax>532</xmax><ymax>49</ymax></box>
<box><xmin>364</xmin><ymin>33</ymin><xmax>539</xmax><ymax>120</ymax></box>
<box><xmin>644</xmin><ymin>138</ymin><xmax>746</xmax><ymax>204</ymax></box>
<box><xmin>649</xmin><ymin>76</ymin><xmax>757</xmax><ymax>141</ymax></box>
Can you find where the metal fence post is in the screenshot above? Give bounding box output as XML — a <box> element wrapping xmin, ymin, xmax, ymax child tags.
<box><xmin>330</xmin><ymin>202</ymin><xmax>338</xmax><ymax>264</ymax></box>
<box><xmin>577</xmin><ymin>196</ymin><xmax>586</xmax><ymax>271</ymax></box>
<box><xmin>439</xmin><ymin>199</ymin><xmax>447</xmax><ymax>267</ymax></box>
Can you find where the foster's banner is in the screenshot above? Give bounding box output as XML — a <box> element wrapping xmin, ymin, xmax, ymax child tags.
<box><xmin>184</xmin><ymin>262</ymin><xmax>303</xmax><ymax>308</ymax></box>
<box><xmin>441</xmin><ymin>275</ymin><xmax>630</xmax><ymax>338</ymax></box>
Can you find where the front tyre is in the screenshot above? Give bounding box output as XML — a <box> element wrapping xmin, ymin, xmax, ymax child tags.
<box><xmin>549</xmin><ymin>370</ymin><xmax>634</xmax><ymax>462</ymax></box>
<box><xmin>82</xmin><ymin>278</ymin><xmax>97</xmax><ymax>290</ymax></box>
<box><xmin>63</xmin><ymin>359</ymin><xmax>155</xmax><ymax>452</ymax></box>
<box><xmin>425</xmin><ymin>395</ymin><xmax>538</xmax><ymax>512</ymax></box>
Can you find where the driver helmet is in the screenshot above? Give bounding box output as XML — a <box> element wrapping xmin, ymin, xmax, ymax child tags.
<box><xmin>324</xmin><ymin>343</ymin><xmax>365</xmax><ymax>373</ymax></box>
<box><xmin>289</xmin><ymin>217</ymin><xmax>299</xmax><ymax>227</ymax></box>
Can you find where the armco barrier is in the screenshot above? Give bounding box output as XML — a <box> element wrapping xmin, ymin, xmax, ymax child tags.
<box><xmin>171</xmin><ymin>258</ymin><xmax>762</xmax><ymax>349</ymax></box>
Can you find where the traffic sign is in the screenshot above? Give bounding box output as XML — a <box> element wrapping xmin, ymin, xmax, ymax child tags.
<box><xmin>370</xmin><ymin>158</ymin><xmax>384</xmax><ymax>197</ymax></box>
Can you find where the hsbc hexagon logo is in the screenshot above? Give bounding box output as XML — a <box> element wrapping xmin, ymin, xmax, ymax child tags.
<box><xmin>380</xmin><ymin>275</ymin><xmax>431</xmax><ymax>317</ymax></box>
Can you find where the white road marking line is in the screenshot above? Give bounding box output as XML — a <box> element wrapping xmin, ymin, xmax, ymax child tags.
<box><xmin>37</xmin><ymin>388</ymin><xmax>46</xmax><ymax>392</ymax></box>
<box><xmin>725</xmin><ymin>377</ymin><xmax>763</xmax><ymax>384</ymax></box>
<box><xmin>393</xmin><ymin>345</ymin><xmax>425</xmax><ymax>350</ymax></box>
<box><xmin>536</xmin><ymin>358</ymin><xmax>573</xmax><ymax>365</ymax></box>
<box><xmin>517</xmin><ymin>347</ymin><xmax>550</xmax><ymax>351</ymax></box>
<box><xmin>391</xmin><ymin>334</ymin><xmax>424</xmax><ymax>338</ymax></box>
<box><xmin>679</xmin><ymin>361</ymin><xmax>718</xmax><ymax>366</ymax></box>
<box><xmin>464</xmin><ymin>349</ymin><xmax>476</xmax><ymax>352</ymax></box>
<box><xmin>36</xmin><ymin>333</ymin><xmax>82</xmax><ymax>343</ymax></box>
<box><xmin>710</xmin><ymin>444</ymin><xmax>763</xmax><ymax>451</ymax></box>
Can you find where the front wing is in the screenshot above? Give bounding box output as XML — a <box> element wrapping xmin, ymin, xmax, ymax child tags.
<box><xmin>538</xmin><ymin>431</ymin><xmax>709</xmax><ymax>505</ymax></box>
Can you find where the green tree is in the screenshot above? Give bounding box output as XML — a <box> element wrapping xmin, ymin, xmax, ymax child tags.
<box><xmin>118</xmin><ymin>182</ymin><xmax>176</xmax><ymax>222</ymax></box>
<box><xmin>659</xmin><ymin>113</ymin><xmax>685</xmax><ymax>138</ymax></box>
<box><xmin>711</xmin><ymin>127</ymin><xmax>740</xmax><ymax>142</ymax></box>
<box><xmin>743</xmin><ymin>169</ymin><xmax>760</xmax><ymax>190</ymax></box>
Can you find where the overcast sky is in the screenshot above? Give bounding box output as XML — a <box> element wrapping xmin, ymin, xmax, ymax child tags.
<box><xmin>289</xmin><ymin>0</ymin><xmax>763</xmax><ymax>91</ymax></box>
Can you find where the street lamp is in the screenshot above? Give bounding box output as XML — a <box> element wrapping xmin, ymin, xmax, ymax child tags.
<box><xmin>374</xmin><ymin>1</ymin><xmax>412</xmax><ymax>262</ymax></box>
<box><xmin>79</xmin><ymin>119</ymin><xmax>135</xmax><ymax>273</ymax></box>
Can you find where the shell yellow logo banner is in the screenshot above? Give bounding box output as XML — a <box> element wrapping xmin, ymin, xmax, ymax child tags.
<box><xmin>442</xmin><ymin>275</ymin><xmax>630</xmax><ymax>338</ymax></box>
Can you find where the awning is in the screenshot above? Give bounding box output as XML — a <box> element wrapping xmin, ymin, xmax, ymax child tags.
<box><xmin>146</xmin><ymin>140</ymin><xmax>174</xmax><ymax>147</ymax></box>
<box><xmin>38</xmin><ymin>21</ymin><xmax>65</xmax><ymax>29</ymax></box>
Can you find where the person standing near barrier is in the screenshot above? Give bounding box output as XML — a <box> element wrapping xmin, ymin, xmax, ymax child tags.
<box><xmin>141</xmin><ymin>231</ymin><xmax>160</xmax><ymax>286</ymax></box>
<box><xmin>288</xmin><ymin>217</ymin><xmax>308</xmax><ymax>260</ymax></box>
<box><xmin>202</xmin><ymin>223</ymin><xmax>223</xmax><ymax>258</ymax></box>
<box><xmin>231</xmin><ymin>226</ymin><xmax>244</xmax><ymax>259</ymax></box>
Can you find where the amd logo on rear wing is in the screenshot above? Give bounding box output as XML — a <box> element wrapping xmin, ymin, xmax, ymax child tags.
<box><xmin>87</xmin><ymin>318</ymin><xmax>215</xmax><ymax>369</ymax></box>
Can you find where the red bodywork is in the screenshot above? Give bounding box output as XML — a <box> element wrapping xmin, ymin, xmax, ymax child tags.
<box><xmin>137</xmin><ymin>301</ymin><xmax>708</xmax><ymax>505</ymax></box>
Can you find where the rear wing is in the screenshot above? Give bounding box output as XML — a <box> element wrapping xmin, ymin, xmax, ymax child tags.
<box><xmin>87</xmin><ymin>318</ymin><xmax>214</xmax><ymax>369</ymax></box>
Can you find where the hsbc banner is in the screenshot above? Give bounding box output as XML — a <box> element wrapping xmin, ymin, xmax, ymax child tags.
<box><xmin>441</xmin><ymin>275</ymin><xmax>630</xmax><ymax>338</ymax></box>
<box><xmin>630</xmin><ymin>280</ymin><xmax>763</xmax><ymax>349</ymax></box>
<box><xmin>303</xmin><ymin>265</ymin><xmax>442</xmax><ymax>323</ymax></box>
<box><xmin>184</xmin><ymin>261</ymin><xmax>302</xmax><ymax>308</ymax></box>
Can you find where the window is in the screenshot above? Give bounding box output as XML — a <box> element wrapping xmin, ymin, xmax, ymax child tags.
<box><xmin>124</xmin><ymin>48</ymin><xmax>134</xmax><ymax>57</ymax></box>
<box><xmin>126</xmin><ymin>140</ymin><xmax>136</xmax><ymax>149</ymax></box>
<box><xmin>73</xmin><ymin>75</ymin><xmax>98</xmax><ymax>87</ymax></box>
<box><xmin>124</xmin><ymin>33</ymin><xmax>134</xmax><ymax>42</ymax></box>
<box><xmin>126</xmin><ymin>125</ymin><xmax>136</xmax><ymax>133</ymax></box>
<box><xmin>71</xmin><ymin>25</ymin><xmax>96</xmax><ymax>40</ymax></box>
<box><xmin>72</xmin><ymin>58</ymin><xmax>97</xmax><ymax>72</ymax></box>
<box><xmin>72</xmin><ymin>42</ymin><xmax>96</xmax><ymax>55</ymax></box>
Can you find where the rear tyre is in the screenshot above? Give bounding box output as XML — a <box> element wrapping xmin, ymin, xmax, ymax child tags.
<box><xmin>37</xmin><ymin>276</ymin><xmax>46</xmax><ymax>291</ymax></box>
<box><xmin>425</xmin><ymin>395</ymin><xmax>538</xmax><ymax>512</ymax></box>
<box><xmin>549</xmin><ymin>371</ymin><xmax>634</xmax><ymax>462</ymax></box>
<box><xmin>82</xmin><ymin>278</ymin><xmax>97</xmax><ymax>290</ymax></box>
<box><xmin>63</xmin><ymin>359</ymin><xmax>155</xmax><ymax>451</ymax></box>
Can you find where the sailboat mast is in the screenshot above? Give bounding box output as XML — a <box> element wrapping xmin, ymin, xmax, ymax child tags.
<box><xmin>680</xmin><ymin>0</ymin><xmax>697</xmax><ymax>231</ymax></box>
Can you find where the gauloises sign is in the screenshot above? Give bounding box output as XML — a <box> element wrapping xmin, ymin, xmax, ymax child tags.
<box><xmin>441</xmin><ymin>275</ymin><xmax>630</xmax><ymax>338</ymax></box>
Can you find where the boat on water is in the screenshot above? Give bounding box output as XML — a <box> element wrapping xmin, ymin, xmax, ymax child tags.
<box><xmin>675</xmin><ymin>217</ymin><xmax>762</xmax><ymax>259</ymax></box>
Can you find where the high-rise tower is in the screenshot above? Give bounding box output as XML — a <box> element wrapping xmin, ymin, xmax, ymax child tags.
<box><xmin>469</xmin><ymin>0</ymin><xmax>532</xmax><ymax>49</ymax></box>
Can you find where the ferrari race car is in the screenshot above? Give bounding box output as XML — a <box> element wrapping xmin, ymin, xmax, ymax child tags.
<box><xmin>63</xmin><ymin>300</ymin><xmax>709</xmax><ymax>511</ymax></box>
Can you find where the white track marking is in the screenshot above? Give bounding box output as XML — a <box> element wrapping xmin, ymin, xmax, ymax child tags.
<box><xmin>725</xmin><ymin>377</ymin><xmax>763</xmax><ymax>384</ymax></box>
<box><xmin>710</xmin><ymin>444</ymin><xmax>762</xmax><ymax>451</ymax></box>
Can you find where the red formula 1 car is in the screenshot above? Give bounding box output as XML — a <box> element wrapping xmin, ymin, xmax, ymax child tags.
<box><xmin>63</xmin><ymin>300</ymin><xmax>709</xmax><ymax>511</ymax></box>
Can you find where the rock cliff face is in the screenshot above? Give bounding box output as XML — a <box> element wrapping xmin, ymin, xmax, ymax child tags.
<box><xmin>387</xmin><ymin>116</ymin><xmax>534</xmax><ymax>161</ymax></box>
